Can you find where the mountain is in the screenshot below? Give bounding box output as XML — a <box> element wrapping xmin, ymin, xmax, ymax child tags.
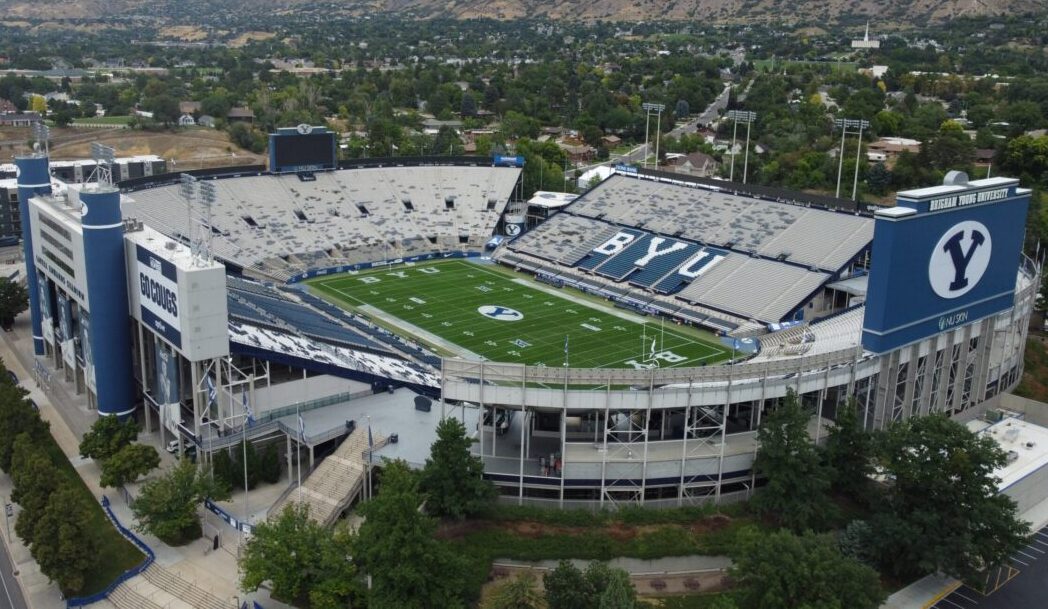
<box><xmin>1</xmin><ymin>0</ymin><xmax>1046</xmax><ymax>22</ymax></box>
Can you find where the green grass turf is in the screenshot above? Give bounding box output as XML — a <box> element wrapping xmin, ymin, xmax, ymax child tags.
<box><xmin>307</xmin><ymin>260</ymin><xmax>729</xmax><ymax>369</ymax></box>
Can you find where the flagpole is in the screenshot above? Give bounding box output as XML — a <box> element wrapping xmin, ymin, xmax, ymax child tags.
<box><xmin>367</xmin><ymin>414</ymin><xmax>373</xmax><ymax>501</ymax></box>
<box><xmin>297</xmin><ymin>402</ymin><xmax>302</xmax><ymax>501</ymax></box>
<box><xmin>241</xmin><ymin>382</ymin><xmax>249</xmax><ymax>547</ymax></box>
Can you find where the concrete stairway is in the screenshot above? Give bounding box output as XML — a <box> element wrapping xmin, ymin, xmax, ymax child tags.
<box><xmin>270</xmin><ymin>427</ymin><xmax>378</xmax><ymax>525</ymax></box>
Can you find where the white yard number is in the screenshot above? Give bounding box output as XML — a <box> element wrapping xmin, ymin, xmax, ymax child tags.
<box><xmin>624</xmin><ymin>350</ymin><xmax>687</xmax><ymax>369</ymax></box>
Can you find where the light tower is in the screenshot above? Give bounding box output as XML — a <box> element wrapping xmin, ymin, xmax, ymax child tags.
<box><xmin>833</xmin><ymin>118</ymin><xmax>870</xmax><ymax>201</ymax></box>
<box><xmin>726</xmin><ymin>110</ymin><xmax>757</xmax><ymax>184</ymax></box>
<box><xmin>642</xmin><ymin>102</ymin><xmax>666</xmax><ymax>169</ymax></box>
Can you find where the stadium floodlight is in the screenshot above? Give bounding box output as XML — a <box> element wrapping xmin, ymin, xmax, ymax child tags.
<box><xmin>179</xmin><ymin>173</ymin><xmax>197</xmax><ymax>202</ymax></box>
<box><xmin>833</xmin><ymin>118</ymin><xmax>870</xmax><ymax>201</ymax></box>
<box><xmin>725</xmin><ymin>110</ymin><xmax>757</xmax><ymax>184</ymax></box>
<box><xmin>642</xmin><ymin>103</ymin><xmax>666</xmax><ymax>170</ymax></box>
<box><xmin>31</xmin><ymin>122</ymin><xmax>49</xmax><ymax>156</ymax></box>
<box><xmin>88</xmin><ymin>142</ymin><xmax>116</xmax><ymax>186</ymax></box>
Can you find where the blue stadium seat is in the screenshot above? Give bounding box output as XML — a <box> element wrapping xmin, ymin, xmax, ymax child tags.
<box><xmin>629</xmin><ymin>242</ymin><xmax>701</xmax><ymax>288</ymax></box>
<box><xmin>227</xmin><ymin>280</ymin><xmax>379</xmax><ymax>350</ymax></box>
<box><xmin>651</xmin><ymin>248</ymin><xmax>728</xmax><ymax>294</ymax></box>
<box><xmin>576</xmin><ymin>228</ymin><xmax>644</xmax><ymax>271</ymax></box>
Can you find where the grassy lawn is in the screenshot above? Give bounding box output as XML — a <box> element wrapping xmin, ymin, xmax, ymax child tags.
<box><xmin>39</xmin><ymin>430</ymin><xmax>144</xmax><ymax>596</ymax></box>
<box><xmin>308</xmin><ymin>260</ymin><xmax>729</xmax><ymax>369</ymax></box>
<box><xmin>72</xmin><ymin>115</ymin><xmax>133</xmax><ymax>125</ymax></box>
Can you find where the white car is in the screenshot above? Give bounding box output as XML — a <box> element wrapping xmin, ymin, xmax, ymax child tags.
<box><xmin>165</xmin><ymin>440</ymin><xmax>180</xmax><ymax>453</ymax></box>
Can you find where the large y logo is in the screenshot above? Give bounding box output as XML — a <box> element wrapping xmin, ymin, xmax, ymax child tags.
<box><xmin>477</xmin><ymin>305</ymin><xmax>524</xmax><ymax>321</ymax></box>
<box><xmin>929</xmin><ymin>220</ymin><xmax>992</xmax><ymax>299</ymax></box>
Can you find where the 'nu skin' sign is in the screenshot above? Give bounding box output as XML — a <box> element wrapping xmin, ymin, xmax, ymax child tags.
<box><xmin>861</xmin><ymin>174</ymin><xmax>1030</xmax><ymax>354</ymax></box>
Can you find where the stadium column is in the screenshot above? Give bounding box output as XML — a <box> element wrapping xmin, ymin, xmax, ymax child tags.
<box><xmin>14</xmin><ymin>155</ymin><xmax>51</xmax><ymax>355</ymax></box>
<box><xmin>80</xmin><ymin>187</ymin><xmax>135</xmax><ymax>417</ymax></box>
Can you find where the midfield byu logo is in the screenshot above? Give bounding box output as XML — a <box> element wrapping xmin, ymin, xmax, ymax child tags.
<box><xmin>477</xmin><ymin>305</ymin><xmax>524</xmax><ymax>321</ymax></box>
<box><xmin>928</xmin><ymin>220</ymin><xmax>992</xmax><ymax>299</ymax></box>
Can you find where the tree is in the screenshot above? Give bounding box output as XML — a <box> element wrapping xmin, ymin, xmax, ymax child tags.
<box><xmin>0</xmin><ymin>380</ymin><xmax>48</xmax><ymax>472</ymax></box>
<box><xmin>544</xmin><ymin>560</ymin><xmax>591</xmax><ymax>609</ymax></box>
<box><xmin>29</xmin><ymin>486</ymin><xmax>98</xmax><ymax>594</ymax></box>
<box><xmin>544</xmin><ymin>561</ymin><xmax>633</xmax><ymax>609</ymax></box>
<box><xmin>868</xmin><ymin>415</ymin><xmax>1028</xmax><ymax>580</ymax></box>
<box><xmin>460</xmin><ymin>92</ymin><xmax>477</xmax><ymax>117</ymax></box>
<box><xmin>100</xmin><ymin>443</ymin><xmax>160</xmax><ymax>488</ymax></box>
<box><xmin>731</xmin><ymin>530</ymin><xmax>885</xmax><ymax>609</ymax></box>
<box><xmin>597</xmin><ymin>569</ymin><xmax>636</xmax><ymax>609</ymax></box>
<box><xmin>0</xmin><ymin>279</ymin><xmax>25</xmax><ymax>330</ymax></box>
<box><xmin>419</xmin><ymin>417</ymin><xmax>495</xmax><ymax>520</ymax></box>
<box><xmin>144</xmin><ymin>94</ymin><xmax>180</xmax><ymax>126</ymax></box>
<box><xmin>10</xmin><ymin>434</ymin><xmax>61</xmax><ymax>545</ymax></box>
<box><xmin>866</xmin><ymin>162</ymin><xmax>891</xmax><ymax>196</ymax></box>
<box><xmin>79</xmin><ymin>415</ymin><xmax>139</xmax><ymax>462</ymax></box>
<box><xmin>355</xmin><ymin>460</ymin><xmax>467</xmax><ymax>609</ymax></box>
<box><xmin>259</xmin><ymin>443</ymin><xmax>281</xmax><ymax>484</ymax></box>
<box><xmin>484</xmin><ymin>573</ymin><xmax>544</xmax><ymax>609</ymax></box>
<box><xmin>752</xmin><ymin>390</ymin><xmax>836</xmax><ymax>531</ymax></box>
<box><xmin>240</xmin><ymin>503</ymin><xmax>359</xmax><ymax>607</ymax></box>
<box><xmin>132</xmin><ymin>458</ymin><xmax>230</xmax><ymax>545</ymax></box>
<box><xmin>822</xmin><ymin>399</ymin><xmax>875</xmax><ymax>499</ymax></box>
<box><xmin>675</xmin><ymin>99</ymin><xmax>690</xmax><ymax>119</ymax></box>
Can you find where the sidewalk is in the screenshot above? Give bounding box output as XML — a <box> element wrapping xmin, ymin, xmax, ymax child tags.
<box><xmin>0</xmin><ymin>314</ymin><xmax>292</xmax><ymax>609</ymax></box>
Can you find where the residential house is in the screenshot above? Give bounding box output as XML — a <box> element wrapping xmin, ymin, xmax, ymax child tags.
<box><xmin>663</xmin><ymin>151</ymin><xmax>720</xmax><ymax>178</ymax></box>
<box><xmin>227</xmin><ymin>107</ymin><xmax>255</xmax><ymax>123</ymax></box>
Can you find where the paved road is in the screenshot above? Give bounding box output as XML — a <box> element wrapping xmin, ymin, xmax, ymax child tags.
<box><xmin>0</xmin><ymin>528</ymin><xmax>29</xmax><ymax>609</ymax></box>
<box><xmin>931</xmin><ymin>526</ymin><xmax>1048</xmax><ymax>609</ymax></box>
<box><xmin>612</xmin><ymin>82</ymin><xmax>735</xmax><ymax>169</ymax></box>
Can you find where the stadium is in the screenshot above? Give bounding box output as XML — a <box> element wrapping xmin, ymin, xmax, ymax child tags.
<box><xmin>12</xmin><ymin>125</ymin><xmax>1037</xmax><ymax>513</ymax></box>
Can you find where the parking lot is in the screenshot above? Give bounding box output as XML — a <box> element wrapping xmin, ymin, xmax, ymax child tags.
<box><xmin>932</xmin><ymin>526</ymin><xmax>1048</xmax><ymax>609</ymax></box>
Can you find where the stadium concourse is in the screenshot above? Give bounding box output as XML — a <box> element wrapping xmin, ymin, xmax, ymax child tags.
<box><xmin>13</xmin><ymin>142</ymin><xmax>1039</xmax><ymax>512</ymax></box>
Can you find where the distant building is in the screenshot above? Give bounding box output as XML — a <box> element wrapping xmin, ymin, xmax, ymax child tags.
<box><xmin>0</xmin><ymin>99</ymin><xmax>16</xmax><ymax>114</ymax></box>
<box><xmin>178</xmin><ymin>114</ymin><xmax>196</xmax><ymax>127</ymax></box>
<box><xmin>851</xmin><ymin>22</ymin><xmax>881</xmax><ymax>49</ymax></box>
<box><xmin>601</xmin><ymin>135</ymin><xmax>622</xmax><ymax>148</ymax></box>
<box><xmin>866</xmin><ymin>137</ymin><xmax>921</xmax><ymax>163</ymax></box>
<box><xmin>556</xmin><ymin>140</ymin><xmax>595</xmax><ymax>163</ymax></box>
<box><xmin>197</xmin><ymin>115</ymin><xmax>216</xmax><ymax>128</ymax></box>
<box><xmin>663</xmin><ymin>151</ymin><xmax>720</xmax><ymax>178</ymax></box>
<box><xmin>227</xmin><ymin>107</ymin><xmax>255</xmax><ymax>123</ymax></box>
<box><xmin>0</xmin><ymin>112</ymin><xmax>42</xmax><ymax>127</ymax></box>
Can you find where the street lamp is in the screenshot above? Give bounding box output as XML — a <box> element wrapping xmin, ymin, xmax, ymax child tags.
<box><xmin>833</xmin><ymin>118</ymin><xmax>870</xmax><ymax>201</ymax></box>
<box><xmin>725</xmin><ymin>110</ymin><xmax>757</xmax><ymax>184</ymax></box>
<box><xmin>642</xmin><ymin>102</ymin><xmax>666</xmax><ymax>169</ymax></box>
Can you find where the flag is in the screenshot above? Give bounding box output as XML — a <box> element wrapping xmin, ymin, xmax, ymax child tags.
<box><xmin>242</xmin><ymin>389</ymin><xmax>254</xmax><ymax>427</ymax></box>
<box><xmin>298</xmin><ymin>413</ymin><xmax>305</xmax><ymax>441</ymax></box>
<box><xmin>205</xmin><ymin>375</ymin><xmax>217</xmax><ymax>406</ymax></box>
<box><xmin>650</xmin><ymin>338</ymin><xmax>657</xmax><ymax>357</ymax></box>
<box><xmin>368</xmin><ymin>422</ymin><xmax>374</xmax><ymax>449</ymax></box>
<box><xmin>564</xmin><ymin>335</ymin><xmax>569</xmax><ymax>355</ymax></box>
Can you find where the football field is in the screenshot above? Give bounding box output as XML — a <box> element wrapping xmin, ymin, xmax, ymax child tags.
<box><xmin>307</xmin><ymin>260</ymin><xmax>730</xmax><ymax>369</ymax></box>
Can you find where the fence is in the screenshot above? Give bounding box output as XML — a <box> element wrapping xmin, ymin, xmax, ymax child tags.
<box><xmin>65</xmin><ymin>496</ymin><xmax>155</xmax><ymax>608</ymax></box>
